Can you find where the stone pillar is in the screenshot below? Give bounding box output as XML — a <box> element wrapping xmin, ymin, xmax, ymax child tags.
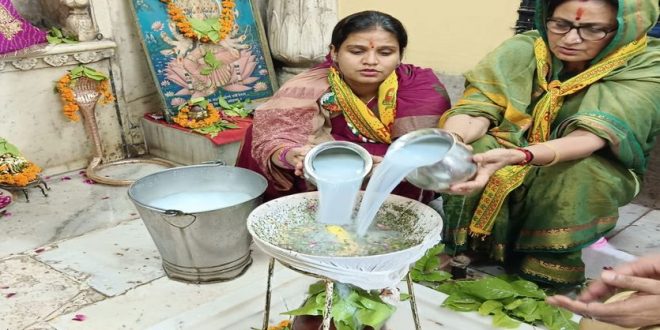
<box><xmin>61</xmin><ymin>0</ymin><xmax>98</xmax><ymax>41</ymax></box>
<box><xmin>266</xmin><ymin>0</ymin><xmax>338</xmax><ymax>85</ymax></box>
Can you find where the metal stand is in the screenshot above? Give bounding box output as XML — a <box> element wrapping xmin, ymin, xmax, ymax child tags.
<box><xmin>0</xmin><ymin>176</ymin><xmax>50</xmax><ymax>202</ymax></box>
<box><xmin>262</xmin><ymin>257</ymin><xmax>421</xmax><ymax>330</ymax></box>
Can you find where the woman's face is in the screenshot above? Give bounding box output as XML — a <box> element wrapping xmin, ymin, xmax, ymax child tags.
<box><xmin>547</xmin><ymin>0</ymin><xmax>617</xmax><ymax>70</ymax></box>
<box><xmin>331</xmin><ymin>28</ymin><xmax>401</xmax><ymax>90</ymax></box>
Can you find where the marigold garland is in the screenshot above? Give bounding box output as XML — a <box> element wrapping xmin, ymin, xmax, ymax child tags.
<box><xmin>267</xmin><ymin>320</ymin><xmax>291</xmax><ymax>330</ymax></box>
<box><xmin>160</xmin><ymin>0</ymin><xmax>236</xmax><ymax>43</ymax></box>
<box><xmin>0</xmin><ymin>162</ymin><xmax>41</xmax><ymax>187</ymax></box>
<box><xmin>172</xmin><ymin>103</ymin><xmax>222</xmax><ymax>129</ymax></box>
<box><xmin>56</xmin><ymin>67</ymin><xmax>115</xmax><ymax>122</ymax></box>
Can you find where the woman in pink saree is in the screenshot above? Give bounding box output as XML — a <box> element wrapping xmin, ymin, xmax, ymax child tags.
<box><xmin>237</xmin><ymin>10</ymin><xmax>451</xmax><ymax>201</ymax></box>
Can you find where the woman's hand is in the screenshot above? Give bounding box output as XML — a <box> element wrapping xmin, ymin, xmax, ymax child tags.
<box><xmin>367</xmin><ymin>155</ymin><xmax>384</xmax><ymax>178</ymax></box>
<box><xmin>546</xmin><ymin>254</ymin><xmax>660</xmax><ymax>328</ymax></box>
<box><xmin>287</xmin><ymin>145</ymin><xmax>312</xmax><ymax>177</ymax></box>
<box><xmin>447</xmin><ymin>148</ymin><xmax>525</xmax><ymax>195</ymax></box>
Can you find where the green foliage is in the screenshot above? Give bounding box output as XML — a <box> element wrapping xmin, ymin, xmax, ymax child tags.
<box><xmin>439</xmin><ymin>276</ymin><xmax>578</xmax><ymax>330</ymax></box>
<box><xmin>283</xmin><ymin>281</ymin><xmax>396</xmax><ymax>330</ymax></box>
<box><xmin>200</xmin><ymin>51</ymin><xmax>223</xmax><ymax>75</ymax></box>
<box><xmin>188</xmin><ymin>18</ymin><xmax>222</xmax><ymax>42</ymax></box>
<box><xmin>411</xmin><ymin>244</ymin><xmax>452</xmax><ymax>286</ymax></box>
<box><xmin>46</xmin><ymin>27</ymin><xmax>77</xmax><ymax>44</ymax></box>
<box><xmin>69</xmin><ymin>65</ymin><xmax>108</xmax><ymax>81</ymax></box>
<box><xmin>193</xmin><ymin>120</ymin><xmax>238</xmax><ymax>137</ymax></box>
<box><xmin>217</xmin><ymin>96</ymin><xmax>253</xmax><ymax>118</ymax></box>
<box><xmin>0</xmin><ymin>138</ymin><xmax>20</xmax><ymax>157</ymax></box>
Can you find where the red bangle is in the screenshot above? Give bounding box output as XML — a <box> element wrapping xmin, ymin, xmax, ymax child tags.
<box><xmin>278</xmin><ymin>145</ymin><xmax>298</xmax><ymax>169</ymax></box>
<box><xmin>516</xmin><ymin>148</ymin><xmax>534</xmax><ymax>166</ymax></box>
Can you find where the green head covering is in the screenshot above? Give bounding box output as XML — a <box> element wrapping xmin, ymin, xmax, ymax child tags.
<box><xmin>534</xmin><ymin>0</ymin><xmax>660</xmax><ymax>63</ymax></box>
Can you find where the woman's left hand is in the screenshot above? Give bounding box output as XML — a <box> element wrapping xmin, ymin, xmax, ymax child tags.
<box><xmin>447</xmin><ymin>148</ymin><xmax>524</xmax><ymax>195</ymax></box>
<box><xmin>367</xmin><ymin>155</ymin><xmax>384</xmax><ymax>178</ymax></box>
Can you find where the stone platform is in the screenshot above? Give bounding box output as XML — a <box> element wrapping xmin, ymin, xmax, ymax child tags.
<box><xmin>141</xmin><ymin>118</ymin><xmax>242</xmax><ymax>166</ymax></box>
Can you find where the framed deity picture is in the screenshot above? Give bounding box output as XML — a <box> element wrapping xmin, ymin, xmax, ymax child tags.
<box><xmin>130</xmin><ymin>0</ymin><xmax>278</xmax><ymax>121</ymax></box>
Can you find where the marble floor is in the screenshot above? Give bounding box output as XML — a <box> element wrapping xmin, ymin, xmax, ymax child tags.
<box><xmin>0</xmin><ymin>166</ymin><xmax>658</xmax><ymax>330</ymax></box>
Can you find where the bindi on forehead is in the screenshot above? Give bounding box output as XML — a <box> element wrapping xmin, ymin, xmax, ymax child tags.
<box><xmin>575</xmin><ymin>7</ymin><xmax>585</xmax><ymax>20</ymax></box>
<box><xmin>369</xmin><ymin>41</ymin><xmax>375</xmax><ymax>49</ymax></box>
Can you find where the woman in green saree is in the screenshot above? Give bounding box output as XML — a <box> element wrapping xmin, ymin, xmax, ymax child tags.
<box><xmin>440</xmin><ymin>0</ymin><xmax>660</xmax><ymax>286</ymax></box>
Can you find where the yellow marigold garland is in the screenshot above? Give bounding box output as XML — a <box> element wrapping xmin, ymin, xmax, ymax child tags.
<box><xmin>56</xmin><ymin>66</ymin><xmax>115</xmax><ymax>122</ymax></box>
<box><xmin>0</xmin><ymin>162</ymin><xmax>41</xmax><ymax>187</ymax></box>
<box><xmin>172</xmin><ymin>103</ymin><xmax>222</xmax><ymax>129</ymax></box>
<box><xmin>160</xmin><ymin>0</ymin><xmax>236</xmax><ymax>43</ymax></box>
<box><xmin>267</xmin><ymin>320</ymin><xmax>291</xmax><ymax>330</ymax></box>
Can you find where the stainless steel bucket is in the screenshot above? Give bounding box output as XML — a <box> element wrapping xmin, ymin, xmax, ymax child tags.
<box><xmin>128</xmin><ymin>163</ymin><xmax>267</xmax><ymax>283</ymax></box>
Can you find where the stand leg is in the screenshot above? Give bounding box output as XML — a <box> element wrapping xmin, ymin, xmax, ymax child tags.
<box><xmin>262</xmin><ymin>257</ymin><xmax>275</xmax><ymax>330</ymax></box>
<box><xmin>22</xmin><ymin>189</ymin><xmax>29</xmax><ymax>203</ymax></box>
<box><xmin>37</xmin><ymin>183</ymin><xmax>48</xmax><ymax>197</ymax></box>
<box><xmin>322</xmin><ymin>280</ymin><xmax>334</xmax><ymax>330</ymax></box>
<box><xmin>41</xmin><ymin>179</ymin><xmax>51</xmax><ymax>191</ymax></box>
<box><xmin>407</xmin><ymin>272</ymin><xmax>421</xmax><ymax>330</ymax></box>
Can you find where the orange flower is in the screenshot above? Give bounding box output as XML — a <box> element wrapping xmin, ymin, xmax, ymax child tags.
<box><xmin>267</xmin><ymin>320</ymin><xmax>291</xmax><ymax>330</ymax></box>
<box><xmin>161</xmin><ymin>0</ymin><xmax>235</xmax><ymax>44</ymax></box>
<box><xmin>56</xmin><ymin>69</ymin><xmax>115</xmax><ymax>122</ymax></box>
<box><xmin>172</xmin><ymin>102</ymin><xmax>222</xmax><ymax>129</ymax></box>
<box><xmin>0</xmin><ymin>162</ymin><xmax>41</xmax><ymax>187</ymax></box>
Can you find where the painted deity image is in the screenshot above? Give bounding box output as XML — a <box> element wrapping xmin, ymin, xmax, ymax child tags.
<box><xmin>132</xmin><ymin>0</ymin><xmax>276</xmax><ymax>118</ymax></box>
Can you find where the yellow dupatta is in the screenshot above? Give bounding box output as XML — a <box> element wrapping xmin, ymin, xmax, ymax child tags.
<box><xmin>468</xmin><ymin>36</ymin><xmax>648</xmax><ymax>237</ymax></box>
<box><xmin>328</xmin><ymin>67</ymin><xmax>398</xmax><ymax>144</ymax></box>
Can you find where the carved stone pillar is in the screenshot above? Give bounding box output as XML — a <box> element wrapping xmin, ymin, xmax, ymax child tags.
<box><xmin>267</xmin><ymin>0</ymin><xmax>338</xmax><ymax>85</ymax></box>
<box><xmin>61</xmin><ymin>0</ymin><xmax>97</xmax><ymax>41</ymax></box>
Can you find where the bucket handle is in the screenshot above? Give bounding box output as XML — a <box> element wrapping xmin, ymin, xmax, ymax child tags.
<box><xmin>162</xmin><ymin>209</ymin><xmax>197</xmax><ymax>229</ymax></box>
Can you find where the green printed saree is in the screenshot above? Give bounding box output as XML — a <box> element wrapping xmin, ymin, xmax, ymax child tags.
<box><xmin>440</xmin><ymin>0</ymin><xmax>660</xmax><ymax>285</ymax></box>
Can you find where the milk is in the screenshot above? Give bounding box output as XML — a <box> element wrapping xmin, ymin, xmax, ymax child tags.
<box><xmin>355</xmin><ymin>139</ymin><xmax>450</xmax><ymax>236</ymax></box>
<box><xmin>148</xmin><ymin>191</ymin><xmax>253</xmax><ymax>213</ymax></box>
<box><xmin>313</xmin><ymin>149</ymin><xmax>365</xmax><ymax>225</ymax></box>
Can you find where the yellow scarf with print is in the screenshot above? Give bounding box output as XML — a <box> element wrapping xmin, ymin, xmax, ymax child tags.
<box><xmin>328</xmin><ymin>67</ymin><xmax>398</xmax><ymax>144</ymax></box>
<box><xmin>469</xmin><ymin>36</ymin><xmax>648</xmax><ymax>237</ymax></box>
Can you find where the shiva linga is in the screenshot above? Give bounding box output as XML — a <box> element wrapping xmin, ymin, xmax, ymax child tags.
<box><xmin>247</xmin><ymin>191</ymin><xmax>443</xmax><ymax>330</ymax></box>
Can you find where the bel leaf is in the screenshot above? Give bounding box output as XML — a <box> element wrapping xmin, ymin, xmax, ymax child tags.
<box><xmin>441</xmin><ymin>293</ymin><xmax>481</xmax><ymax>312</ymax></box>
<box><xmin>492</xmin><ymin>310</ymin><xmax>521</xmax><ymax>329</ymax></box>
<box><xmin>478</xmin><ymin>300</ymin><xmax>503</xmax><ymax>316</ymax></box>
<box><xmin>207</xmin><ymin>31</ymin><xmax>220</xmax><ymax>42</ymax></box>
<box><xmin>46</xmin><ymin>35</ymin><xmax>62</xmax><ymax>44</ymax></box>
<box><xmin>457</xmin><ymin>277</ymin><xmax>517</xmax><ymax>300</ymax></box>
<box><xmin>200</xmin><ymin>67</ymin><xmax>214</xmax><ymax>75</ymax></box>
<box><xmin>282</xmin><ymin>294</ymin><xmax>323</xmax><ymax>316</ymax></box>
<box><xmin>188</xmin><ymin>17</ymin><xmax>212</xmax><ymax>33</ymax></box>
<box><xmin>70</xmin><ymin>66</ymin><xmax>84</xmax><ymax>76</ymax></box>
<box><xmin>204</xmin><ymin>51</ymin><xmax>221</xmax><ymax>68</ymax></box>
<box><xmin>217</xmin><ymin>96</ymin><xmax>233</xmax><ymax>109</ymax></box>
<box><xmin>510</xmin><ymin>279</ymin><xmax>546</xmax><ymax>299</ymax></box>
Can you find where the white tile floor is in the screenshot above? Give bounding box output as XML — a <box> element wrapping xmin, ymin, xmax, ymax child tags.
<box><xmin>0</xmin><ymin>166</ymin><xmax>658</xmax><ymax>329</ymax></box>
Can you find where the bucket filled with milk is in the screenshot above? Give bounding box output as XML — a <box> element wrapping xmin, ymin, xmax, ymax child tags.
<box><xmin>128</xmin><ymin>163</ymin><xmax>267</xmax><ymax>283</ymax></box>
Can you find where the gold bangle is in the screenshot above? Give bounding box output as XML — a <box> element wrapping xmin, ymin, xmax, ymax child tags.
<box><xmin>538</xmin><ymin>142</ymin><xmax>561</xmax><ymax>167</ymax></box>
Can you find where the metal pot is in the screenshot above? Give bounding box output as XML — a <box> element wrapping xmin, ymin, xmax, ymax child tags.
<box><xmin>391</xmin><ymin>128</ymin><xmax>477</xmax><ymax>192</ymax></box>
<box><xmin>128</xmin><ymin>163</ymin><xmax>267</xmax><ymax>283</ymax></box>
<box><xmin>303</xmin><ymin>141</ymin><xmax>373</xmax><ymax>186</ymax></box>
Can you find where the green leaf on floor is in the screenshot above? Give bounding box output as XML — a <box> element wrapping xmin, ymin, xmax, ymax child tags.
<box><xmin>283</xmin><ymin>281</ymin><xmax>397</xmax><ymax>330</ymax></box>
<box><xmin>411</xmin><ymin>244</ymin><xmax>452</xmax><ymax>285</ymax></box>
<box><xmin>439</xmin><ymin>276</ymin><xmax>577</xmax><ymax>329</ymax></box>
